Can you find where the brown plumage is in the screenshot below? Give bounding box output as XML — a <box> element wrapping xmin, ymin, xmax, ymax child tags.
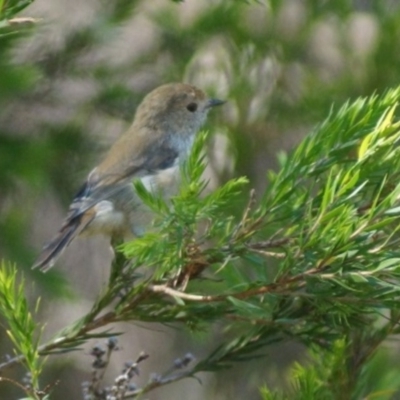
<box><xmin>33</xmin><ymin>83</ymin><xmax>224</xmax><ymax>271</ymax></box>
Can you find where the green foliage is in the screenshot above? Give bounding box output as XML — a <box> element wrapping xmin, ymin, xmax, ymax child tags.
<box><xmin>4</xmin><ymin>0</ymin><xmax>400</xmax><ymax>398</ymax></box>
<box><xmin>2</xmin><ymin>89</ymin><xmax>400</xmax><ymax>398</ymax></box>
<box><xmin>260</xmin><ymin>340</ymin><xmax>400</xmax><ymax>400</ymax></box>
<box><xmin>0</xmin><ymin>0</ymin><xmax>35</xmax><ymax>35</ymax></box>
<box><xmin>0</xmin><ymin>262</ymin><xmax>43</xmax><ymax>390</ymax></box>
<box><xmin>125</xmin><ymin>130</ymin><xmax>248</xmax><ymax>278</ymax></box>
<box><xmin>250</xmin><ymin>88</ymin><xmax>400</xmax><ymax>329</ymax></box>
<box><xmin>260</xmin><ymin>340</ymin><xmax>348</xmax><ymax>400</ymax></box>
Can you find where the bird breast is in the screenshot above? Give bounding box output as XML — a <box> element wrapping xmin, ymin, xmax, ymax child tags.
<box><xmin>82</xmin><ymin>165</ymin><xmax>181</xmax><ymax>239</ymax></box>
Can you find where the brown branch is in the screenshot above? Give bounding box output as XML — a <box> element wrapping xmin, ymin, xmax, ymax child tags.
<box><xmin>0</xmin><ymin>255</ymin><xmax>303</xmax><ymax>371</ymax></box>
<box><xmin>0</xmin><ymin>376</ymin><xmax>30</xmax><ymax>396</ymax></box>
<box><xmin>0</xmin><ymin>232</ymin><xmax>297</xmax><ymax>373</ymax></box>
<box><xmin>245</xmin><ymin>237</ymin><xmax>291</xmax><ymax>250</ymax></box>
<box><xmin>150</xmin><ymin>266</ymin><xmax>321</xmax><ymax>303</ymax></box>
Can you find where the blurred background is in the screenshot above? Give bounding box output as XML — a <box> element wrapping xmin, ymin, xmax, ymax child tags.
<box><xmin>1</xmin><ymin>0</ymin><xmax>400</xmax><ymax>398</ymax></box>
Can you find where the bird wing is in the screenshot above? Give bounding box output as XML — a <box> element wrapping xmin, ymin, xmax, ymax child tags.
<box><xmin>33</xmin><ymin>129</ymin><xmax>180</xmax><ymax>272</ymax></box>
<box><xmin>68</xmin><ymin>143</ymin><xmax>179</xmax><ymax>220</ymax></box>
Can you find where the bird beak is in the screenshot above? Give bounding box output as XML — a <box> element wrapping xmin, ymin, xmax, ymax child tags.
<box><xmin>206</xmin><ymin>98</ymin><xmax>226</xmax><ymax>108</ymax></box>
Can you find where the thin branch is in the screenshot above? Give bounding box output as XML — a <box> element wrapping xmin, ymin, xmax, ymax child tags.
<box><xmin>0</xmin><ymin>376</ymin><xmax>30</xmax><ymax>397</ymax></box>
<box><xmin>0</xmin><ymin>290</ymin><xmax>149</xmax><ymax>371</ymax></box>
<box><xmin>6</xmin><ymin>17</ymin><xmax>40</xmax><ymax>25</ymax></box>
<box><xmin>245</xmin><ymin>237</ymin><xmax>291</xmax><ymax>250</ymax></box>
<box><xmin>124</xmin><ymin>369</ymin><xmax>198</xmax><ymax>399</ymax></box>
<box><xmin>230</xmin><ymin>188</ymin><xmax>257</xmax><ymax>240</ymax></box>
<box><xmin>150</xmin><ymin>266</ymin><xmax>321</xmax><ymax>303</ymax></box>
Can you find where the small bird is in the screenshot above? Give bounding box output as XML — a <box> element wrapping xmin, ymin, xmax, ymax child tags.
<box><xmin>33</xmin><ymin>83</ymin><xmax>224</xmax><ymax>271</ymax></box>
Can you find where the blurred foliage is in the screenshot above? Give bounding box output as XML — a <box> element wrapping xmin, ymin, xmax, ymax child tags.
<box><xmin>260</xmin><ymin>340</ymin><xmax>400</xmax><ymax>399</ymax></box>
<box><xmin>0</xmin><ymin>0</ymin><xmax>33</xmax><ymax>22</ymax></box>
<box><xmin>0</xmin><ymin>262</ymin><xmax>43</xmax><ymax>394</ymax></box>
<box><xmin>2</xmin><ymin>0</ymin><xmax>400</xmax><ymax>399</ymax></box>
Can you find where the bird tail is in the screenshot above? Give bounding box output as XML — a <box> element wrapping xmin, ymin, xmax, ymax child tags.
<box><xmin>32</xmin><ymin>219</ymin><xmax>82</xmax><ymax>272</ymax></box>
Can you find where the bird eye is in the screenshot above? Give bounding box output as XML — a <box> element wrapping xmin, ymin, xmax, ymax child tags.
<box><xmin>186</xmin><ymin>102</ymin><xmax>198</xmax><ymax>112</ymax></box>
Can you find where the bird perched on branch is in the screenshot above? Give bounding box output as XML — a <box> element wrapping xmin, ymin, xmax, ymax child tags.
<box><xmin>33</xmin><ymin>83</ymin><xmax>225</xmax><ymax>271</ymax></box>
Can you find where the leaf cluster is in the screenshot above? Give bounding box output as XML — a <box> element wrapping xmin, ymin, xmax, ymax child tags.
<box><xmin>4</xmin><ymin>88</ymin><xmax>400</xmax><ymax>397</ymax></box>
<box><xmin>0</xmin><ymin>262</ymin><xmax>43</xmax><ymax>392</ymax></box>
